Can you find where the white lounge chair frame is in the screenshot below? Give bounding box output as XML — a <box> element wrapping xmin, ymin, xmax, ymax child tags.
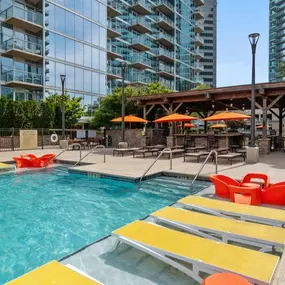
<box><xmin>176</xmin><ymin>201</ymin><xmax>285</xmax><ymax>228</ymax></box>
<box><xmin>112</xmin><ymin>222</ymin><xmax>272</xmax><ymax>285</ymax></box>
<box><xmin>148</xmin><ymin>215</ymin><xmax>278</xmax><ymax>253</ymax></box>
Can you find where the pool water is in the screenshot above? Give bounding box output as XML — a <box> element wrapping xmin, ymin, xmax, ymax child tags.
<box><xmin>0</xmin><ymin>168</ymin><xmax>209</xmax><ymax>284</ymax></box>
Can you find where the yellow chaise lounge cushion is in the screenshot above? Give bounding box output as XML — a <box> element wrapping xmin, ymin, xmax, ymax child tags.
<box><xmin>6</xmin><ymin>260</ymin><xmax>100</xmax><ymax>285</ymax></box>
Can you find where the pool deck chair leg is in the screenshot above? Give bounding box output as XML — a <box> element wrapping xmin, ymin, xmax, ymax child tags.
<box><xmin>112</xmin><ymin>235</ymin><xmax>205</xmax><ymax>284</ymax></box>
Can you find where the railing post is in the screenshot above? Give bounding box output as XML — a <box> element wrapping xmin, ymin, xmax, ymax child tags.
<box><xmin>169</xmin><ymin>150</ymin><xmax>172</xmax><ymax>170</ymax></box>
<box><xmin>11</xmin><ymin>127</ymin><xmax>14</xmax><ymax>151</ymax></box>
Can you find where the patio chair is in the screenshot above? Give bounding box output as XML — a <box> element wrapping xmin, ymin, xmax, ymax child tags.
<box><xmin>262</xmin><ymin>182</ymin><xmax>285</xmax><ymax>206</ymax></box>
<box><xmin>150</xmin><ymin>207</ymin><xmax>285</xmax><ymax>252</ymax></box>
<box><xmin>177</xmin><ymin>195</ymin><xmax>285</xmax><ymax>227</ymax></box>
<box><xmin>6</xmin><ymin>260</ymin><xmax>102</xmax><ymax>284</ymax></box>
<box><xmin>209</xmin><ymin>174</ymin><xmax>240</xmax><ymax>198</ymax></box>
<box><xmin>228</xmin><ymin>184</ymin><xmax>262</xmax><ymax>206</ymax></box>
<box><xmin>241</xmin><ymin>173</ymin><xmax>270</xmax><ymax>189</ymax></box>
<box><xmin>112</xmin><ymin>220</ymin><xmax>279</xmax><ymax>285</ymax></box>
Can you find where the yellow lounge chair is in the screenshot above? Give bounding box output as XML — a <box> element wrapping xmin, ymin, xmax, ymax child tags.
<box><xmin>151</xmin><ymin>207</ymin><xmax>285</xmax><ymax>252</ymax></box>
<box><xmin>6</xmin><ymin>260</ymin><xmax>103</xmax><ymax>285</ymax></box>
<box><xmin>177</xmin><ymin>195</ymin><xmax>285</xmax><ymax>227</ymax></box>
<box><xmin>112</xmin><ymin>220</ymin><xmax>279</xmax><ymax>285</ymax></box>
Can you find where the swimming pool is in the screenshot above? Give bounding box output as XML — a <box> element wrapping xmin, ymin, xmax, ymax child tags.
<box><xmin>0</xmin><ymin>168</ymin><xmax>209</xmax><ymax>284</ymax></box>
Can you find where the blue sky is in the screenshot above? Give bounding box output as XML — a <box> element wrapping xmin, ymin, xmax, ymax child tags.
<box><xmin>217</xmin><ymin>0</ymin><xmax>269</xmax><ymax>87</ymax></box>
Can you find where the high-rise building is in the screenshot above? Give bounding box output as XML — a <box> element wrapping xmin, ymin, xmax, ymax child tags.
<box><xmin>0</xmin><ymin>0</ymin><xmax>107</xmax><ymax>111</ymax></box>
<box><xmin>107</xmin><ymin>0</ymin><xmax>217</xmax><ymax>92</ymax></box>
<box><xmin>0</xmin><ymin>0</ymin><xmax>217</xmax><ymax>108</ymax></box>
<box><xmin>269</xmin><ymin>0</ymin><xmax>285</xmax><ymax>82</ymax></box>
<box><xmin>199</xmin><ymin>0</ymin><xmax>216</xmax><ymax>87</ymax></box>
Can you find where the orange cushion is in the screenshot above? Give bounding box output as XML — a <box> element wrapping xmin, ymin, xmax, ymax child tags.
<box><xmin>203</xmin><ymin>273</ymin><xmax>251</xmax><ymax>285</ymax></box>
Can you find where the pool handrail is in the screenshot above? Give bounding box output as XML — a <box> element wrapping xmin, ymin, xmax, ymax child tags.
<box><xmin>73</xmin><ymin>144</ymin><xmax>106</xmax><ymax>167</ymax></box>
<box><xmin>189</xmin><ymin>150</ymin><xmax>218</xmax><ymax>190</ymax></box>
<box><xmin>43</xmin><ymin>143</ymin><xmax>82</xmax><ymax>169</ymax></box>
<box><xmin>139</xmin><ymin>148</ymin><xmax>172</xmax><ymax>184</ymax></box>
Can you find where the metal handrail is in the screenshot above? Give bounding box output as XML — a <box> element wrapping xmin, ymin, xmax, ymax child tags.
<box><xmin>139</xmin><ymin>148</ymin><xmax>172</xmax><ymax>183</ymax></box>
<box><xmin>44</xmin><ymin>143</ymin><xmax>82</xmax><ymax>169</ymax></box>
<box><xmin>190</xmin><ymin>150</ymin><xmax>218</xmax><ymax>189</ymax></box>
<box><xmin>73</xmin><ymin>145</ymin><xmax>106</xmax><ymax>167</ymax></box>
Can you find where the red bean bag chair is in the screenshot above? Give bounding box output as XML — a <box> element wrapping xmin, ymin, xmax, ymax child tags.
<box><xmin>262</xmin><ymin>182</ymin><xmax>285</xmax><ymax>205</ymax></box>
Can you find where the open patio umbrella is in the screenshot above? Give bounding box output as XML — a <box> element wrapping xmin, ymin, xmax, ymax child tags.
<box><xmin>204</xmin><ymin>112</ymin><xmax>250</xmax><ymax>149</ymax></box>
<box><xmin>178</xmin><ymin>123</ymin><xmax>196</xmax><ymax>128</ymax></box>
<box><xmin>153</xmin><ymin>113</ymin><xmax>197</xmax><ymax>123</ymax></box>
<box><xmin>210</xmin><ymin>123</ymin><xmax>227</xmax><ymax>129</ymax></box>
<box><xmin>110</xmin><ymin>115</ymin><xmax>148</xmax><ymax>123</ymax></box>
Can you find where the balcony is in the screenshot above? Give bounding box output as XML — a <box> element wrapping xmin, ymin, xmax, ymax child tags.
<box><xmin>107</xmin><ymin>66</ymin><xmax>122</xmax><ymax>80</ymax></box>
<box><xmin>193</xmin><ymin>0</ymin><xmax>204</xmax><ymax>7</ymax></box>
<box><xmin>193</xmin><ymin>63</ymin><xmax>204</xmax><ymax>72</ymax></box>
<box><xmin>130</xmin><ymin>18</ymin><xmax>152</xmax><ymax>34</ymax></box>
<box><xmin>154</xmin><ymin>48</ymin><xmax>174</xmax><ymax>63</ymax></box>
<box><xmin>153</xmin><ymin>0</ymin><xmax>174</xmax><ymax>16</ymax></box>
<box><xmin>159</xmin><ymin>78</ymin><xmax>175</xmax><ymax>90</ymax></box>
<box><xmin>194</xmin><ymin>50</ymin><xmax>204</xmax><ymax>59</ymax></box>
<box><xmin>128</xmin><ymin>35</ymin><xmax>152</xmax><ymax>51</ymax></box>
<box><xmin>128</xmin><ymin>73</ymin><xmax>153</xmax><ymax>86</ymax></box>
<box><xmin>195</xmin><ymin>35</ymin><xmax>204</xmax><ymax>46</ymax></box>
<box><xmin>107</xmin><ymin>43</ymin><xmax>122</xmax><ymax>59</ymax></box>
<box><xmin>128</xmin><ymin>53</ymin><xmax>152</xmax><ymax>69</ymax></box>
<box><xmin>107</xmin><ymin>0</ymin><xmax>122</xmax><ymax>18</ymax></box>
<box><xmin>155</xmin><ymin>32</ymin><xmax>174</xmax><ymax>48</ymax></box>
<box><xmin>156</xmin><ymin>62</ymin><xmax>174</xmax><ymax>79</ymax></box>
<box><xmin>155</xmin><ymin>13</ymin><xmax>174</xmax><ymax>32</ymax></box>
<box><xmin>107</xmin><ymin>20</ymin><xmax>121</xmax><ymax>38</ymax></box>
<box><xmin>0</xmin><ymin>5</ymin><xmax>43</xmax><ymax>33</ymax></box>
<box><xmin>2</xmin><ymin>38</ymin><xmax>43</xmax><ymax>62</ymax></box>
<box><xmin>131</xmin><ymin>0</ymin><xmax>152</xmax><ymax>15</ymax></box>
<box><xmin>194</xmin><ymin>9</ymin><xmax>204</xmax><ymax>20</ymax></box>
<box><xmin>194</xmin><ymin>22</ymin><xmax>204</xmax><ymax>33</ymax></box>
<box><xmin>2</xmin><ymin>70</ymin><xmax>43</xmax><ymax>88</ymax></box>
<box><xmin>194</xmin><ymin>75</ymin><xmax>204</xmax><ymax>83</ymax></box>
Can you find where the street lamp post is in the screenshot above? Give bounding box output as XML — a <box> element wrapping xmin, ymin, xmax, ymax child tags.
<box><xmin>121</xmin><ymin>61</ymin><xmax>127</xmax><ymax>142</ymax></box>
<box><xmin>248</xmin><ymin>33</ymin><xmax>260</xmax><ymax>147</ymax></box>
<box><xmin>60</xmin><ymin>74</ymin><xmax>66</xmax><ymax>140</ymax></box>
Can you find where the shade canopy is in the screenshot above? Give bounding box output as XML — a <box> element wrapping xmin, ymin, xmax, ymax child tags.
<box><xmin>257</xmin><ymin>125</ymin><xmax>263</xmax><ymax>129</ymax></box>
<box><xmin>111</xmin><ymin>115</ymin><xmax>148</xmax><ymax>123</ymax></box>
<box><xmin>154</xmin><ymin>113</ymin><xmax>197</xmax><ymax>123</ymax></box>
<box><xmin>210</xmin><ymin>123</ymin><xmax>227</xmax><ymax>129</ymax></box>
<box><xmin>203</xmin><ymin>112</ymin><xmax>251</xmax><ymax>122</ymax></box>
<box><xmin>178</xmin><ymin>123</ymin><xmax>196</xmax><ymax>128</ymax></box>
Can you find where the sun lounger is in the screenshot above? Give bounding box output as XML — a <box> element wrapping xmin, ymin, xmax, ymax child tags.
<box><xmin>158</xmin><ymin>149</ymin><xmax>184</xmax><ymax>159</ymax></box>
<box><xmin>113</xmin><ymin>148</ymin><xmax>140</xmax><ymax>156</ymax></box>
<box><xmin>6</xmin><ymin>260</ymin><xmax>102</xmax><ymax>284</ymax></box>
<box><xmin>177</xmin><ymin>196</ymin><xmax>285</xmax><ymax>227</ymax></box>
<box><xmin>150</xmin><ymin>207</ymin><xmax>285</xmax><ymax>252</ymax></box>
<box><xmin>133</xmin><ymin>149</ymin><xmax>159</xmax><ymax>158</ymax></box>
<box><xmin>218</xmin><ymin>152</ymin><xmax>244</xmax><ymax>165</ymax></box>
<box><xmin>184</xmin><ymin>151</ymin><xmax>210</xmax><ymax>162</ymax></box>
<box><xmin>185</xmin><ymin>146</ymin><xmax>207</xmax><ymax>152</ymax></box>
<box><xmin>112</xmin><ymin>220</ymin><xmax>279</xmax><ymax>285</ymax></box>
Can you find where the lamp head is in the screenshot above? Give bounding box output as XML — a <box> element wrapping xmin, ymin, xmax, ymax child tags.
<box><xmin>60</xmin><ymin>74</ymin><xmax>66</xmax><ymax>83</ymax></box>
<box><xmin>248</xmin><ymin>33</ymin><xmax>260</xmax><ymax>45</ymax></box>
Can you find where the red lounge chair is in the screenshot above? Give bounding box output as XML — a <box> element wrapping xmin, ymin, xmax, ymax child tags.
<box><xmin>241</xmin><ymin>173</ymin><xmax>270</xmax><ymax>189</ymax></box>
<box><xmin>229</xmin><ymin>184</ymin><xmax>262</xmax><ymax>206</ymax></box>
<box><xmin>262</xmin><ymin>182</ymin><xmax>285</xmax><ymax>206</ymax></box>
<box><xmin>209</xmin><ymin>174</ymin><xmax>240</xmax><ymax>198</ymax></box>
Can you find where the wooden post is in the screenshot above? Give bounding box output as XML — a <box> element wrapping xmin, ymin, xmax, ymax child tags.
<box><xmin>279</xmin><ymin>107</ymin><xmax>283</xmax><ymax>136</ymax></box>
<box><xmin>203</xmin><ymin>112</ymin><xmax>208</xmax><ymax>134</ymax></box>
<box><xmin>169</xmin><ymin>102</ymin><xmax>173</xmax><ymax>136</ymax></box>
<box><xmin>262</xmin><ymin>96</ymin><xmax>267</xmax><ymax>139</ymax></box>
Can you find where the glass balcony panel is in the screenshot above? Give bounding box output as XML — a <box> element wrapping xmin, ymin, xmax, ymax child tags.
<box><xmin>3</xmin><ymin>38</ymin><xmax>42</xmax><ymax>55</ymax></box>
<box><xmin>4</xmin><ymin>70</ymin><xmax>43</xmax><ymax>85</ymax></box>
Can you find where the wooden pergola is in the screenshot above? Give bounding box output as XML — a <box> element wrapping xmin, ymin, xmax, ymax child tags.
<box><xmin>129</xmin><ymin>81</ymin><xmax>285</xmax><ymax>137</ymax></box>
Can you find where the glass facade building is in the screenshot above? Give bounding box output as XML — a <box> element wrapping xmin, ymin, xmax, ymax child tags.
<box><xmin>107</xmin><ymin>0</ymin><xmax>217</xmax><ymax>92</ymax></box>
<box><xmin>0</xmin><ymin>0</ymin><xmax>107</xmax><ymax>112</ymax></box>
<box><xmin>0</xmin><ymin>0</ymin><xmax>216</xmax><ymax>108</ymax></box>
<box><xmin>269</xmin><ymin>0</ymin><xmax>285</xmax><ymax>82</ymax></box>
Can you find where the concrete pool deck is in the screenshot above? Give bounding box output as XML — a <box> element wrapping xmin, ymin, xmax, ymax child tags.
<box><xmin>1</xmin><ymin>148</ymin><xmax>285</xmax><ymax>284</ymax></box>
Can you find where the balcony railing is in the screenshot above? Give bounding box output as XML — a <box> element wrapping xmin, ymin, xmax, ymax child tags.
<box><xmin>157</xmin><ymin>62</ymin><xmax>174</xmax><ymax>74</ymax></box>
<box><xmin>107</xmin><ymin>65</ymin><xmax>121</xmax><ymax>77</ymax></box>
<box><xmin>107</xmin><ymin>42</ymin><xmax>122</xmax><ymax>56</ymax></box>
<box><xmin>107</xmin><ymin>20</ymin><xmax>122</xmax><ymax>33</ymax></box>
<box><xmin>156</xmin><ymin>32</ymin><xmax>174</xmax><ymax>43</ymax></box>
<box><xmin>130</xmin><ymin>17</ymin><xmax>152</xmax><ymax>30</ymax></box>
<box><xmin>2</xmin><ymin>38</ymin><xmax>43</xmax><ymax>55</ymax></box>
<box><xmin>127</xmin><ymin>52</ymin><xmax>152</xmax><ymax>67</ymax></box>
<box><xmin>127</xmin><ymin>73</ymin><xmax>153</xmax><ymax>84</ymax></box>
<box><xmin>131</xmin><ymin>0</ymin><xmax>152</xmax><ymax>14</ymax></box>
<box><xmin>194</xmin><ymin>75</ymin><xmax>204</xmax><ymax>83</ymax></box>
<box><xmin>154</xmin><ymin>48</ymin><xmax>174</xmax><ymax>59</ymax></box>
<box><xmin>129</xmin><ymin>35</ymin><xmax>152</xmax><ymax>47</ymax></box>
<box><xmin>155</xmin><ymin>12</ymin><xmax>174</xmax><ymax>26</ymax></box>
<box><xmin>193</xmin><ymin>63</ymin><xmax>204</xmax><ymax>71</ymax></box>
<box><xmin>2</xmin><ymin>70</ymin><xmax>43</xmax><ymax>85</ymax></box>
<box><xmin>0</xmin><ymin>5</ymin><xmax>43</xmax><ymax>26</ymax></box>
<box><xmin>154</xmin><ymin>0</ymin><xmax>174</xmax><ymax>11</ymax></box>
<box><xmin>159</xmin><ymin>78</ymin><xmax>175</xmax><ymax>89</ymax></box>
<box><xmin>195</xmin><ymin>35</ymin><xmax>204</xmax><ymax>45</ymax></box>
<box><xmin>107</xmin><ymin>0</ymin><xmax>123</xmax><ymax>13</ymax></box>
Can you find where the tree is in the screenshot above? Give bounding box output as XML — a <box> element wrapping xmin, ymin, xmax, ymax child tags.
<box><xmin>192</xmin><ymin>83</ymin><xmax>212</xmax><ymax>90</ymax></box>
<box><xmin>90</xmin><ymin>82</ymin><xmax>172</xmax><ymax>128</ymax></box>
<box><xmin>279</xmin><ymin>61</ymin><xmax>285</xmax><ymax>79</ymax></box>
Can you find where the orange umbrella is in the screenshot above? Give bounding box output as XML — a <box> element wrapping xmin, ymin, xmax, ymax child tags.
<box><xmin>210</xmin><ymin>123</ymin><xmax>227</xmax><ymax>129</ymax></box>
<box><xmin>257</xmin><ymin>125</ymin><xmax>263</xmax><ymax>129</ymax></box>
<box><xmin>204</xmin><ymin>112</ymin><xmax>250</xmax><ymax>149</ymax></box>
<box><xmin>111</xmin><ymin>115</ymin><xmax>148</xmax><ymax>123</ymax></box>
<box><xmin>178</xmin><ymin>123</ymin><xmax>196</xmax><ymax>128</ymax></box>
<box><xmin>154</xmin><ymin>113</ymin><xmax>197</xmax><ymax>123</ymax></box>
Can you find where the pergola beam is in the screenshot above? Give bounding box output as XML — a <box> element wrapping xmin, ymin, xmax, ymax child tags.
<box><xmin>267</xmin><ymin>94</ymin><xmax>283</xmax><ymax>109</ymax></box>
<box><xmin>173</xmin><ymin>102</ymin><xmax>183</xmax><ymax>113</ymax></box>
